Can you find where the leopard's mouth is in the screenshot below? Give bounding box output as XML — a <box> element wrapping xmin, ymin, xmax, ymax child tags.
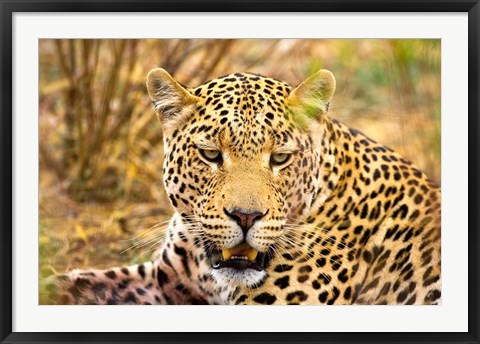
<box><xmin>209</xmin><ymin>242</ymin><xmax>270</xmax><ymax>271</ymax></box>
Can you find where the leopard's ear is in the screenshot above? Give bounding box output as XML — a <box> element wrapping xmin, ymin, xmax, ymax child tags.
<box><xmin>146</xmin><ymin>68</ymin><xmax>198</xmax><ymax>121</ymax></box>
<box><xmin>287</xmin><ymin>69</ymin><xmax>336</xmax><ymax>119</ymax></box>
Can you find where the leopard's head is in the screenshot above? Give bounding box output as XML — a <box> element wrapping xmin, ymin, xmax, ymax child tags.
<box><xmin>147</xmin><ymin>69</ymin><xmax>335</xmax><ymax>287</ymax></box>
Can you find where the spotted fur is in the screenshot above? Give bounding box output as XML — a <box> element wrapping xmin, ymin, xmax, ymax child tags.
<box><xmin>44</xmin><ymin>69</ymin><xmax>441</xmax><ymax>305</ymax></box>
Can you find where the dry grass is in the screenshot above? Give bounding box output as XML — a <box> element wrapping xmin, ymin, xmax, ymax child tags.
<box><xmin>39</xmin><ymin>39</ymin><xmax>441</xmax><ymax>281</ymax></box>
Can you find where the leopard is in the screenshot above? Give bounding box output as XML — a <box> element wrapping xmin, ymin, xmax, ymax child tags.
<box><xmin>43</xmin><ymin>68</ymin><xmax>441</xmax><ymax>305</ymax></box>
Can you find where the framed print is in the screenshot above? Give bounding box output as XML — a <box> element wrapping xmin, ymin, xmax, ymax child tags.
<box><xmin>1</xmin><ymin>1</ymin><xmax>479</xmax><ymax>344</ymax></box>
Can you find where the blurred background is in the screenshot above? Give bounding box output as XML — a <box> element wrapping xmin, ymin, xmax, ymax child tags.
<box><xmin>39</xmin><ymin>39</ymin><xmax>440</xmax><ymax>284</ymax></box>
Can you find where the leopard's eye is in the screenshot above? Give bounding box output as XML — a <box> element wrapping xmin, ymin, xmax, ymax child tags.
<box><xmin>270</xmin><ymin>153</ymin><xmax>292</xmax><ymax>166</ymax></box>
<box><xmin>199</xmin><ymin>149</ymin><xmax>222</xmax><ymax>163</ymax></box>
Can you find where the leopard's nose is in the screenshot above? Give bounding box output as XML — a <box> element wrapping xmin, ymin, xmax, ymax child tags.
<box><xmin>223</xmin><ymin>208</ymin><xmax>267</xmax><ymax>235</ymax></box>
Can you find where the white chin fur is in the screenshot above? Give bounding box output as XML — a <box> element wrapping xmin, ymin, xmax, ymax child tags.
<box><xmin>210</xmin><ymin>268</ymin><xmax>267</xmax><ymax>288</ymax></box>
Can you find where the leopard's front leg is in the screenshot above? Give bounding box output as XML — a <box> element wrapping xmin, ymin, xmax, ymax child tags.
<box><xmin>42</xmin><ymin>259</ymin><xmax>191</xmax><ymax>305</ymax></box>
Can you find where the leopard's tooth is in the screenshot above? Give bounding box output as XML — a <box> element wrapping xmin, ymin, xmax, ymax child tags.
<box><xmin>247</xmin><ymin>249</ymin><xmax>258</xmax><ymax>262</ymax></box>
<box><xmin>222</xmin><ymin>249</ymin><xmax>232</xmax><ymax>260</ymax></box>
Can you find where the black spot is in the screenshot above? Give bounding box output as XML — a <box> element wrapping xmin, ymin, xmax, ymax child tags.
<box><xmin>392</xmin><ymin>204</ymin><xmax>409</xmax><ymax>219</ymax></box>
<box><xmin>360</xmin><ymin>204</ymin><xmax>369</xmax><ymax>219</ymax></box>
<box><xmin>318</xmin><ymin>273</ymin><xmax>331</xmax><ymax>285</ymax></box>
<box><xmin>326</xmin><ymin>204</ymin><xmax>338</xmax><ymax>217</ymax></box>
<box><xmin>406</xmin><ymin>294</ymin><xmax>417</xmax><ymax>305</ymax></box>
<box><xmin>118</xmin><ymin>279</ymin><xmax>131</xmax><ymax>290</ymax></box>
<box><xmin>318</xmin><ymin>291</ymin><xmax>328</xmax><ymax>303</ymax></box>
<box><xmin>274</xmin><ymin>264</ymin><xmax>293</xmax><ymax>272</ymax></box>
<box><xmin>403</xmin><ymin>229</ymin><xmax>414</xmax><ymax>242</ymax></box>
<box><xmin>327</xmin><ymin>287</ymin><xmax>340</xmax><ymax>305</ymax></box>
<box><xmin>413</xmin><ymin>169</ymin><xmax>423</xmax><ymax>178</ymax></box>
<box><xmin>316</xmin><ymin>258</ymin><xmax>326</xmax><ymax>267</ymax></box>
<box><xmin>123</xmin><ymin>292</ymin><xmax>137</xmax><ymax>304</ymax></box>
<box><xmin>337</xmin><ymin>219</ymin><xmax>351</xmax><ymax>230</ymax></box>
<box><xmin>361</xmin><ymin>277</ymin><xmax>380</xmax><ymax>293</ymax></box>
<box><xmin>424</xmin><ymin>289</ymin><xmax>441</xmax><ymax>303</ymax></box>
<box><xmin>282</xmin><ymin>253</ymin><xmax>295</xmax><ymax>261</ymax></box>
<box><xmin>174</xmin><ymin>245</ymin><xmax>188</xmax><ymax>257</ymax></box>
<box><xmin>354</xmin><ymin>225</ymin><xmax>363</xmax><ymax>234</ymax></box>
<box><xmin>422</xmin><ymin>266</ymin><xmax>433</xmax><ymax>282</ymax></box>
<box><xmin>409</xmin><ymin>209</ymin><xmax>420</xmax><ymax>221</ymax></box>
<box><xmin>385</xmin><ymin>224</ymin><xmax>399</xmax><ymax>240</ymax></box>
<box><xmin>423</xmin><ymin>275</ymin><xmax>440</xmax><ymax>287</ymax></box>
<box><xmin>379</xmin><ymin>282</ymin><xmax>391</xmax><ymax>296</ymax></box>
<box><xmin>393</xmin><ymin>280</ymin><xmax>400</xmax><ymax>292</ymax></box>
<box><xmin>297</xmin><ymin>275</ymin><xmax>309</xmax><ymax>283</ymax></box>
<box><xmin>363</xmin><ymin>250</ymin><xmax>372</xmax><ymax>263</ymax></box>
<box><xmin>298</xmin><ymin>265</ymin><xmax>313</xmax><ymax>273</ymax></box>
<box><xmin>330</xmin><ymin>256</ymin><xmax>342</xmax><ymax>271</ymax></box>
<box><xmin>338</xmin><ymin>268</ymin><xmax>349</xmax><ymax>283</ymax></box>
<box><xmin>359</xmin><ymin>229</ymin><xmax>371</xmax><ymax>245</ymax></box>
<box><xmin>138</xmin><ymin>265</ymin><xmax>146</xmax><ymax>279</ymax></box>
<box><xmin>73</xmin><ymin>277</ymin><xmax>91</xmax><ymax>289</ymax></box>
<box><xmin>344</xmin><ymin>286</ymin><xmax>352</xmax><ymax>300</ymax></box>
<box><xmin>169</xmin><ymin>195</ymin><xmax>178</xmax><ymax>207</ymax></box>
<box><xmin>235</xmin><ymin>295</ymin><xmax>248</xmax><ymax>304</ymax></box>
<box><xmin>136</xmin><ymin>288</ymin><xmax>147</xmax><ymax>296</ymax></box>
<box><xmin>274</xmin><ymin>276</ymin><xmax>290</xmax><ymax>289</ymax></box>
<box><xmin>320</xmin><ymin>248</ymin><xmax>331</xmax><ymax>256</ymax></box>
<box><xmin>286</xmin><ymin>291</ymin><xmax>308</xmax><ymax>302</ymax></box>
<box><xmin>105</xmin><ymin>270</ymin><xmax>117</xmax><ymax>280</ymax></box>
<box><xmin>253</xmin><ymin>292</ymin><xmax>277</xmax><ymax>305</ymax></box>
<box><xmin>396</xmin><ymin>288</ymin><xmax>409</xmax><ymax>303</ymax></box>
<box><xmin>92</xmin><ymin>282</ymin><xmax>107</xmax><ymax>294</ymax></box>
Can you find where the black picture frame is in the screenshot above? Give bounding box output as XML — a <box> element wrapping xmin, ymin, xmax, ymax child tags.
<box><xmin>1</xmin><ymin>1</ymin><xmax>479</xmax><ymax>343</ymax></box>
